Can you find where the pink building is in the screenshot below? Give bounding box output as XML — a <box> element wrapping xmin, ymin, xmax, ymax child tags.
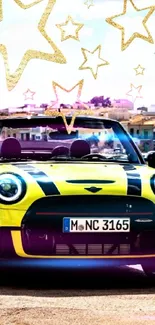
<box><xmin>111</xmin><ymin>99</ymin><xmax>133</xmax><ymax>110</ymax></box>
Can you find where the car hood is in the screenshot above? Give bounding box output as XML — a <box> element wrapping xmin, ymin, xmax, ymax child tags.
<box><xmin>6</xmin><ymin>161</ymin><xmax>154</xmax><ymax>201</ymax></box>
<box><xmin>0</xmin><ymin>162</ymin><xmax>155</xmax><ymax>211</ymax></box>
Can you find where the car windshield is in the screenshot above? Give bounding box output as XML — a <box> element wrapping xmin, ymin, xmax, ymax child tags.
<box><xmin>0</xmin><ymin>115</ymin><xmax>143</xmax><ymax>164</ymax></box>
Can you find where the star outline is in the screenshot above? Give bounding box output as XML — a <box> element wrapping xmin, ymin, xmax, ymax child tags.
<box><xmin>79</xmin><ymin>45</ymin><xmax>109</xmax><ymax>79</ymax></box>
<box><xmin>56</xmin><ymin>15</ymin><xmax>84</xmax><ymax>42</ymax></box>
<box><xmin>47</xmin><ymin>79</ymin><xmax>84</xmax><ymax>134</ymax></box>
<box><xmin>105</xmin><ymin>0</ymin><xmax>155</xmax><ymax>51</ymax></box>
<box><xmin>51</xmin><ymin>79</ymin><xmax>84</xmax><ymax>106</ymax></box>
<box><xmin>84</xmin><ymin>0</ymin><xmax>94</xmax><ymax>9</ymax></box>
<box><xmin>134</xmin><ymin>64</ymin><xmax>145</xmax><ymax>75</ymax></box>
<box><xmin>23</xmin><ymin>88</ymin><xmax>36</xmax><ymax>100</ymax></box>
<box><xmin>126</xmin><ymin>83</ymin><xmax>143</xmax><ymax>102</ymax></box>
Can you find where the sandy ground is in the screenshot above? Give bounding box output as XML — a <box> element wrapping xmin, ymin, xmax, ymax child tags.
<box><xmin>0</xmin><ymin>265</ymin><xmax>155</xmax><ymax>325</ymax></box>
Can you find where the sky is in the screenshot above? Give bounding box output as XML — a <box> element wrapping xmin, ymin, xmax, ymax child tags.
<box><xmin>0</xmin><ymin>0</ymin><xmax>155</xmax><ymax>109</ymax></box>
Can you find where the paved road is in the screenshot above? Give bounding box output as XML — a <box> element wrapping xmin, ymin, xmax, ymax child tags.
<box><xmin>0</xmin><ymin>265</ymin><xmax>155</xmax><ymax>325</ymax></box>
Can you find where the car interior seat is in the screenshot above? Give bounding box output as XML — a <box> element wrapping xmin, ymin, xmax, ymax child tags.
<box><xmin>70</xmin><ymin>140</ymin><xmax>90</xmax><ymax>158</ymax></box>
<box><xmin>51</xmin><ymin>146</ymin><xmax>69</xmax><ymax>157</ymax></box>
<box><xmin>1</xmin><ymin>137</ymin><xmax>21</xmax><ymax>158</ymax></box>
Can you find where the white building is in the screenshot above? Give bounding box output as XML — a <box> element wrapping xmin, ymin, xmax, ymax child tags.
<box><xmin>148</xmin><ymin>104</ymin><xmax>155</xmax><ymax>113</ymax></box>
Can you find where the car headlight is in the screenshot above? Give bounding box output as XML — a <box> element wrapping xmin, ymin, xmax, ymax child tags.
<box><xmin>0</xmin><ymin>173</ymin><xmax>26</xmax><ymax>204</ymax></box>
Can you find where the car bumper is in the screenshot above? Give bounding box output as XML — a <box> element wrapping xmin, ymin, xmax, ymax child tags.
<box><xmin>2</xmin><ymin>228</ymin><xmax>155</xmax><ymax>269</ymax></box>
<box><xmin>0</xmin><ymin>256</ymin><xmax>155</xmax><ymax>271</ymax></box>
<box><xmin>2</xmin><ymin>195</ymin><xmax>155</xmax><ymax>269</ymax></box>
<box><xmin>1</xmin><ymin>229</ymin><xmax>155</xmax><ymax>269</ymax></box>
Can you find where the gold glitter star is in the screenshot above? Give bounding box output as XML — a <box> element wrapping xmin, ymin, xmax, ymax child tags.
<box><xmin>105</xmin><ymin>0</ymin><xmax>155</xmax><ymax>51</ymax></box>
<box><xmin>79</xmin><ymin>45</ymin><xmax>109</xmax><ymax>79</ymax></box>
<box><xmin>84</xmin><ymin>0</ymin><xmax>94</xmax><ymax>9</ymax></box>
<box><xmin>45</xmin><ymin>110</ymin><xmax>79</xmax><ymax>134</ymax></box>
<box><xmin>15</xmin><ymin>0</ymin><xmax>43</xmax><ymax>8</ymax></box>
<box><xmin>23</xmin><ymin>89</ymin><xmax>35</xmax><ymax>100</ymax></box>
<box><xmin>51</xmin><ymin>79</ymin><xmax>84</xmax><ymax>107</ymax></box>
<box><xmin>134</xmin><ymin>64</ymin><xmax>145</xmax><ymax>76</ymax></box>
<box><xmin>0</xmin><ymin>0</ymin><xmax>44</xmax><ymax>21</ymax></box>
<box><xmin>45</xmin><ymin>107</ymin><xmax>94</xmax><ymax>134</ymax></box>
<box><xmin>56</xmin><ymin>16</ymin><xmax>84</xmax><ymax>42</ymax></box>
<box><xmin>126</xmin><ymin>84</ymin><xmax>143</xmax><ymax>103</ymax></box>
<box><xmin>47</xmin><ymin>80</ymin><xmax>84</xmax><ymax>134</ymax></box>
<box><xmin>61</xmin><ymin>112</ymin><xmax>79</xmax><ymax>135</ymax></box>
<box><xmin>0</xmin><ymin>0</ymin><xmax>66</xmax><ymax>91</ymax></box>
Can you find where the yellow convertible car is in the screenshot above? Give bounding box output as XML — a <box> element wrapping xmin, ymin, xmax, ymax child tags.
<box><xmin>0</xmin><ymin>114</ymin><xmax>155</xmax><ymax>277</ymax></box>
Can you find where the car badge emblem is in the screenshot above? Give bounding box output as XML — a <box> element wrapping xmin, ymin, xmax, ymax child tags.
<box><xmin>85</xmin><ymin>187</ymin><xmax>102</xmax><ymax>193</ymax></box>
<box><xmin>78</xmin><ymin>225</ymin><xmax>84</xmax><ymax>231</ymax></box>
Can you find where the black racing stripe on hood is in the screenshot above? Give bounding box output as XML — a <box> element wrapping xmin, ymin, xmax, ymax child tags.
<box><xmin>121</xmin><ymin>164</ymin><xmax>142</xmax><ymax>196</ymax></box>
<box><xmin>13</xmin><ymin>164</ymin><xmax>60</xmax><ymax>196</ymax></box>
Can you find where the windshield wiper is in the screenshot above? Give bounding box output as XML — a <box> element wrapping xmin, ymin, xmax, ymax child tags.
<box><xmin>50</xmin><ymin>156</ymin><xmax>72</xmax><ymax>161</ymax></box>
<box><xmin>104</xmin><ymin>154</ymin><xmax>138</xmax><ymax>164</ymax></box>
<box><xmin>106</xmin><ymin>154</ymin><xmax>127</xmax><ymax>159</ymax></box>
<box><xmin>0</xmin><ymin>158</ymin><xmax>32</xmax><ymax>163</ymax></box>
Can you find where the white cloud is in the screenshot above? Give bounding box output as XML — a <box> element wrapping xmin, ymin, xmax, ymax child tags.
<box><xmin>78</xmin><ymin>2</ymin><xmax>123</xmax><ymax>20</ymax></box>
<box><xmin>80</xmin><ymin>26</ymin><xmax>93</xmax><ymax>37</ymax></box>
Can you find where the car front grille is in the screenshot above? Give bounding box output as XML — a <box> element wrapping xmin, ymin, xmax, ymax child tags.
<box><xmin>54</xmin><ymin>243</ymin><xmax>131</xmax><ymax>255</ymax></box>
<box><xmin>21</xmin><ymin>195</ymin><xmax>155</xmax><ymax>256</ymax></box>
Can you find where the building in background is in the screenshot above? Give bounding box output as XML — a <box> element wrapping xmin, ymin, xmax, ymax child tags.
<box><xmin>148</xmin><ymin>104</ymin><xmax>155</xmax><ymax>113</ymax></box>
<box><xmin>1</xmin><ymin>103</ymin><xmax>155</xmax><ymax>153</ymax></box>
<box><xmin>121</xmin><ymin>114</ymin><xmax>155</xmax><ymax>152</ymax></box>
<box><xmin>108</xmin><ymin>107</ymin><xmax>131</xmax><ymax>121</ymax></box>
<box><xmin>111</xmin><ymin>99</ymin><xmax>134</xmax><ymax>110</ymax></box>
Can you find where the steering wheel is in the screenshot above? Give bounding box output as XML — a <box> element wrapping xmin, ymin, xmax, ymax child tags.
<box><xmin>81</xmin><ymin>153</ymin><xmax>107</xmax><ymax>161</ymax></box>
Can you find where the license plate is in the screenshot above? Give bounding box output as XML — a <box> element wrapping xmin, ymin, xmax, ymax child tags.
<box><xmin>63</xmin><ymin>218</ymin><xmax>130</xmax><ymax>233</ymax></box>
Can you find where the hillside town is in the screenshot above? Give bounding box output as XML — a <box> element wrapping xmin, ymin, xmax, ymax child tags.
<box><xmin>1</xmin><ymin>97</ymin><xmax>155</xmax><ymax>153</ymax></box>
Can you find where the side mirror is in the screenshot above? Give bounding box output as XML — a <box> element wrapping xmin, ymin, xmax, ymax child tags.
<box><xmin>147</xmin><ymin>151</ymin><xmax>155</xmax><ymax>168</ymax></box>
